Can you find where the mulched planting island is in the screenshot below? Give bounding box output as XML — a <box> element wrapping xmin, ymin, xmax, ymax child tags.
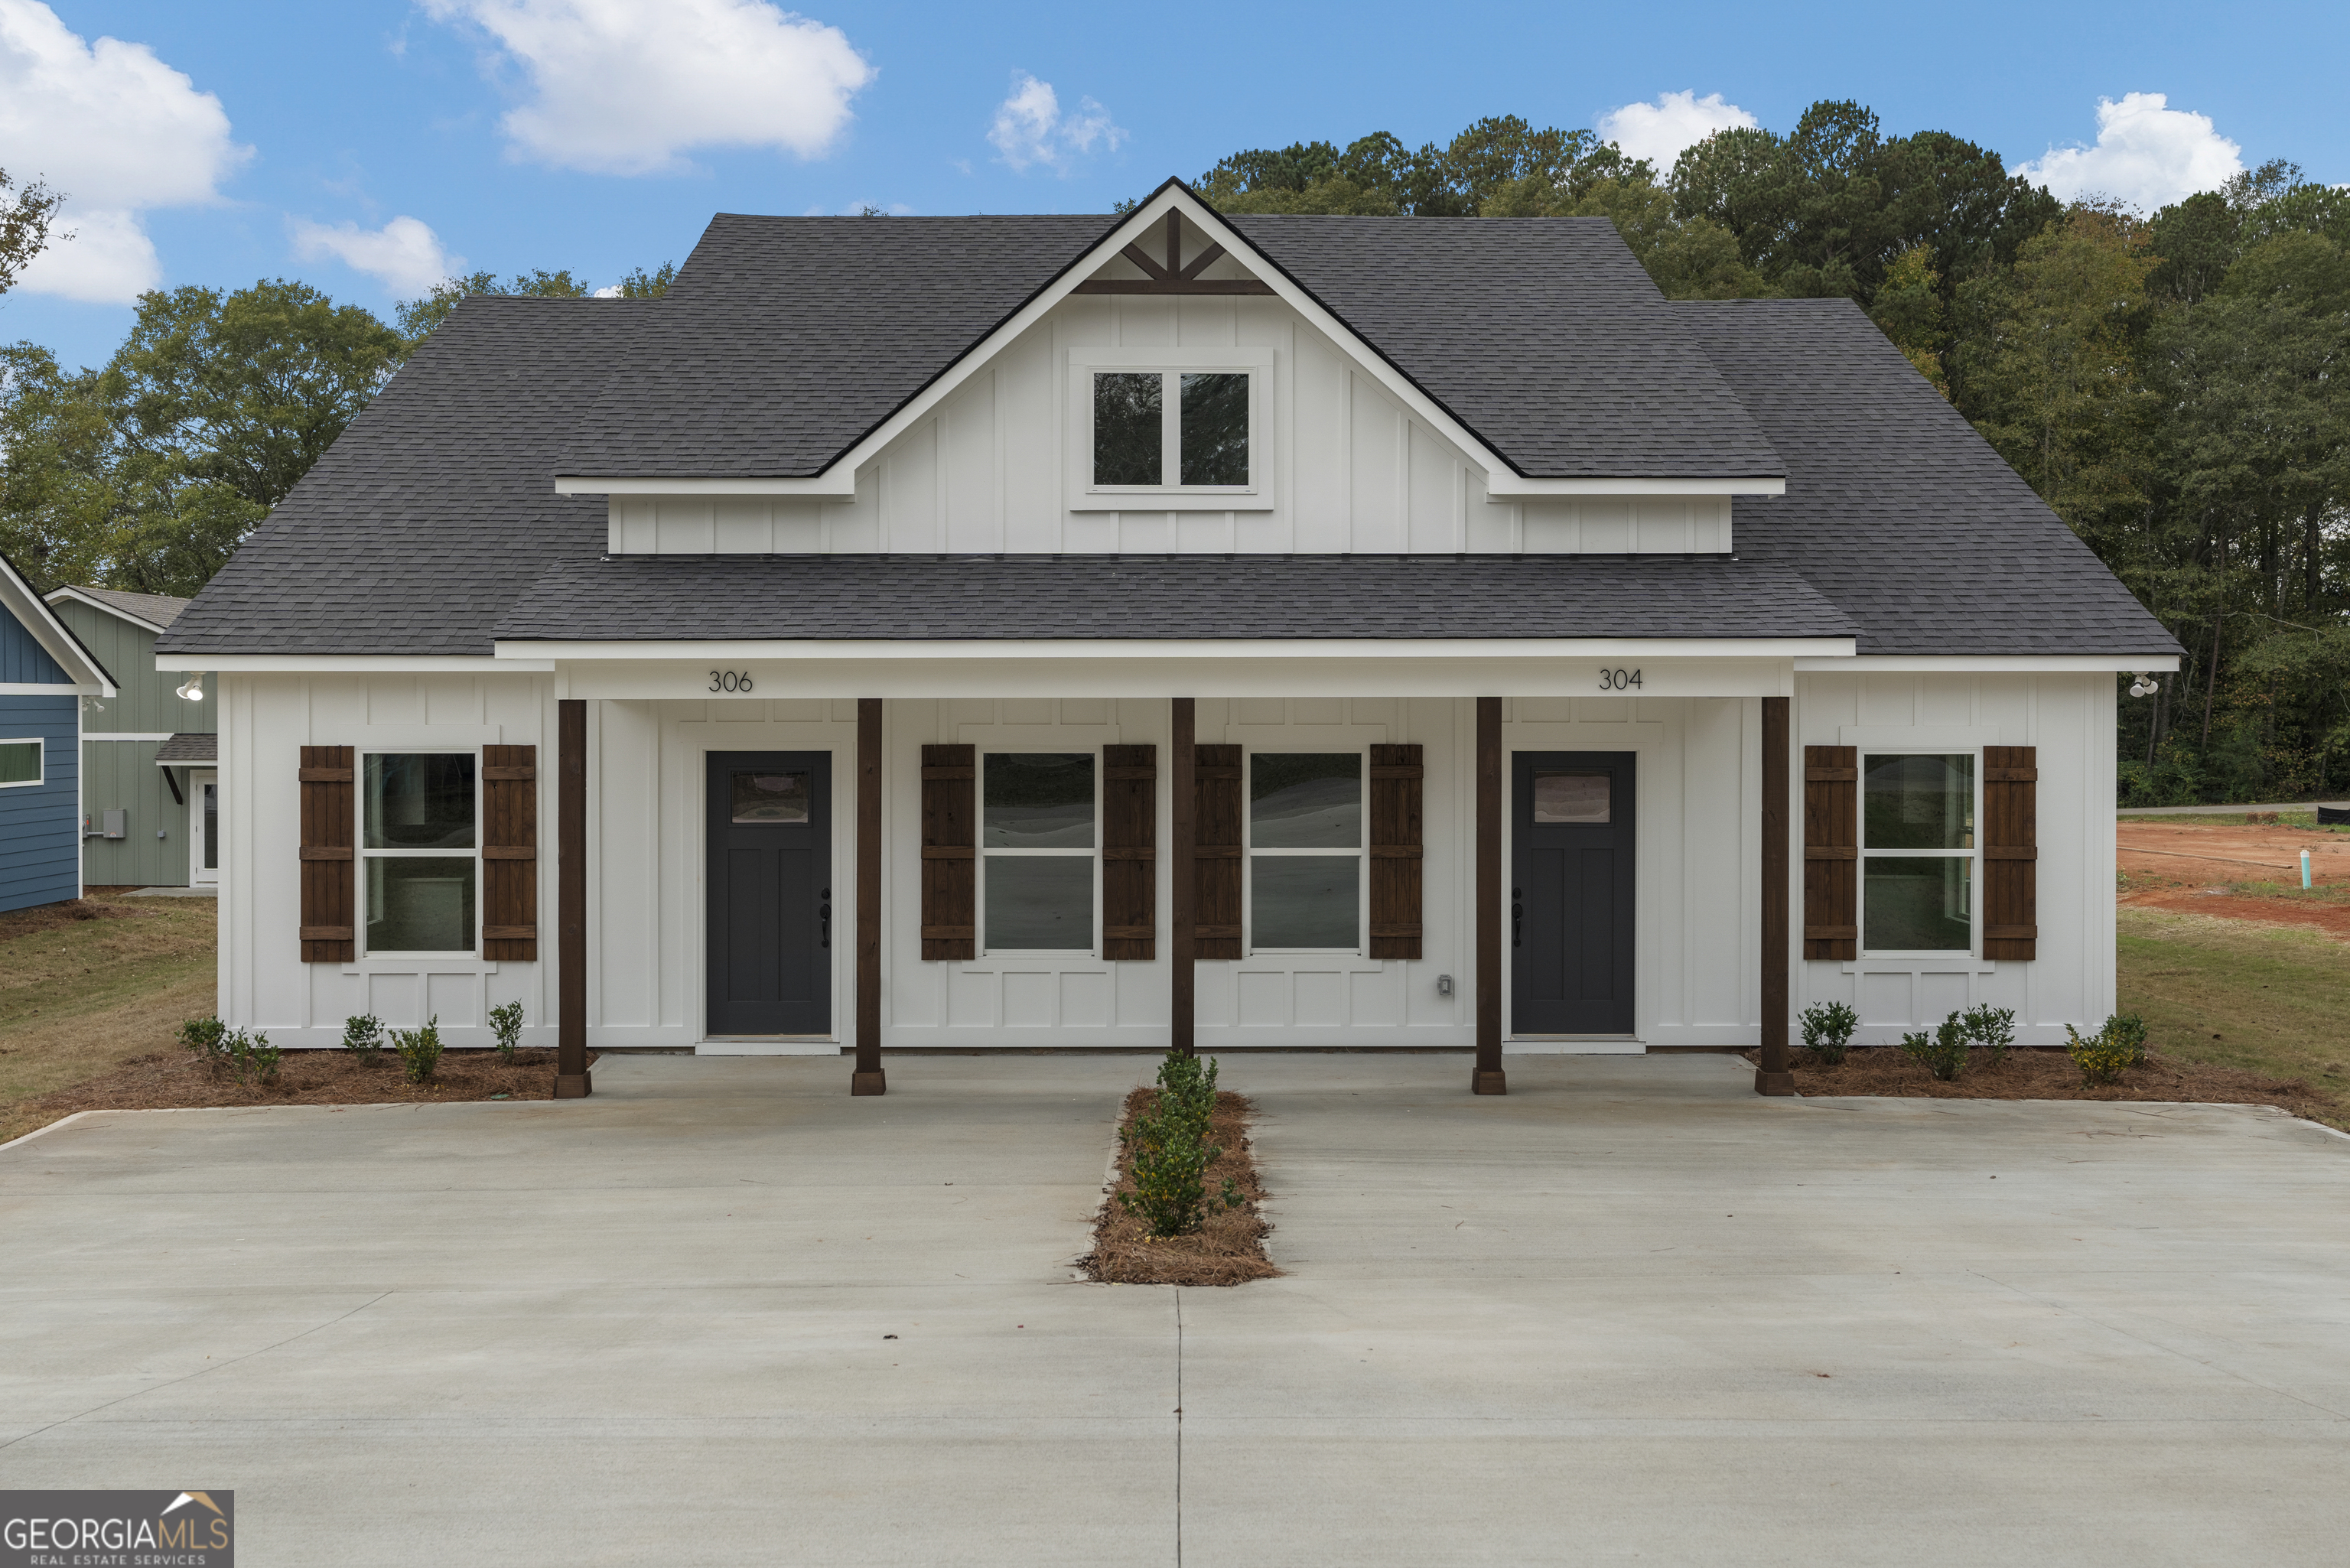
<box><xmin>15</xmin><ymin>1047</ymin><xmax>594</xmax><ymax>1129</ymax></box>
<box><xmin>1082</xmin><ymin>1086</ymin><xmax>1278</xmax><ymax>1287</ymax></box>
<box><xmin>1749</xmin><ymin>1045</ymin><xmax>2339</xmax><ymax>1123</ymax></box>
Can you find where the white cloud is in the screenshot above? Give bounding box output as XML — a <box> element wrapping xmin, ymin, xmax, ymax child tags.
<box><xmin>988</xmin><ymin>71</ymin><xmax>1122</xmax><ymax>174</ymax></box>
<box><xmin>2017</xmin><ymin>93</ymin><xmax>2244</xmax><ymax>211</ymax></box>
<box><xmin>422</xmin><ymin>0</ymin><xmax>873</xmax><ymax>175</ymax></box>
<box><xmin>1596</xmin><ymin>90</ymin><xmax>1758</xmax><ymax>170</ymax></box>
<box><xmin>291</xmin><ymin>216</ymin><xmax>461</xmax><ymax>294</ymax></box>
<box><xmin>0</xmin><ymin>0</ymin><xmax>249</xmax><ymax>301</ymax></box>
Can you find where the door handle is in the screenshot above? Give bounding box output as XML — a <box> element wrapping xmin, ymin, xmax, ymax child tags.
<box><xmin>820</xmin><ymin>888</ymin><xmax>832</xmax><ymax>949</ymax></box>
<box><xmin>1512</xmin><ymin>902</ymin><xmax>1522</xmax><ymax>948</ymax></box>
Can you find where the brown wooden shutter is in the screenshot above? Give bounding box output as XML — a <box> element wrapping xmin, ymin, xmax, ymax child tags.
<box><xmin>1193</xmin><ymin>743</ymin><xmax>1242</xmax><ymax>959</ymax></box>
<box><xmin>298</xmin><ymin>745</ymin><xmax>356</xmax><ymax>961</ymax></box>
<box><xmin>921</xmin><ymin>743</ymin><xmax>975</xmax><ymax>960</ymax></box>
<box><xmin>1981</xmin><ymin>745</ymin><xmax>2038</xmax><ymax>960</ymax></box>
<box><xmin>1802</xmin><ymin>745</ymin><xmax>1857</xmax><ymax>960</ymax></box>
<box><xmin>1102</xmin><ymin>744</ymin><xmax>1156</xmax><ymax>960</ymax></box>
<box><xmin>480</xmin><ymin>745</ymin><xmax>538</xmax><ymax>960</ymax></box>
<box><xmin>1368</xmin><ymin>743</ymin><xmax>1424</xmax><ymax>959</ymax></box>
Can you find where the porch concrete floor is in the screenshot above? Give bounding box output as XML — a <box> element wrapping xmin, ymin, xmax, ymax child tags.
<box><xmin>3</xmin><ymin>1053</ymin><xmax>2347</xmax><ymax>1565</ymax></box>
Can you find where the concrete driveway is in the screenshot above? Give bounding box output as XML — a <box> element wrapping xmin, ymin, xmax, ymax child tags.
<box><xmin>4</xmin><ymin>1052</ymin><xmax>2348</xmax><ymax>1565</ymax></box>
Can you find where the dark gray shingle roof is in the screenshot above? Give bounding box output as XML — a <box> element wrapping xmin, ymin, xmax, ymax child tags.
<box><xmin>161</xmin><ymin>296</ymin><xmax>640</xmax><ymax>659</ymax></box>
<box><xmin>56</xmin><ymin>585</ymin><xmax>190</xmax><ymax>628</ymax></box>
<box><xmin>557</xmin><ymin>208</ymin><xmax>1782</xmax><ymax>482</ymax></box>
<box><xmin>492</xmin><ymin>555</ymin><xmax>1856</xmax><ymax>642</ymax></box>
<box><xmin>1679</xmin><ymin>299</ymin><xmax>2182</xmax><ymax>659</ymax></box>
<box><xmin>155</xmin><ymin>732</ymin><xmax>217</xmax><ymax>763</ymax></box>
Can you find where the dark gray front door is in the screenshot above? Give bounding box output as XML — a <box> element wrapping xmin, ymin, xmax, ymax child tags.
<box><xmin>1512</xmin><ymin>752</ymin><xmax>1636</xmax><ymax>1036</ymax></box>
<box><xmin>707</xmin><ymin>752</ymin><xmax>831</xmax><ymax>1036</ymax></box>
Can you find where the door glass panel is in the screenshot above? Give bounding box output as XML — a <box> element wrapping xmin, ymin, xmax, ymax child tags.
<box><xmin>1180</xmin><ymin>372</ymin><xmax>1248</xmax><ymax>485</ymax></box>
<box><xmin>1093</xmin><ymin>372</ymin><xmax>1162</xmax><ymax>485</ymax></box>
<box><xmin>363</xmin><ymin>753</ymin><xmax>476</xmax><ymax>848</ymax></box>
<box><xmin>984</xmin><ymin>753</ymin><xmax>1095</xmax><ymax>847</ymax></box>
<box><xmin>985</xmin><ymin>857</ymin><xmax>1094</xmax><ymax>948</ymax></box>
<box><xmin>1532</xmin><ymin>772</ymin><xmax>1610</xmax><ymax>823</ymax></box>
<box><xmin>1863</xmin><ymin>856</ymin><xmax>1972</xmax><ymax>950</ymax></box>
<box><xmin>1864</xmin><ymin>754</ymin><xmax>1974</xmax><ymax>848</ymax></box>
<box><xmin>366</xmin><ymin>857</ymin><xmax>477</xmax><ymax>952</ymax></box>
<box><xmin>1250</xmin><ymin>753</ymin><xmax>1361</xmax><ymax>847</ymax></box>
<box><xmin>731</xmin><ymin>770</ymin><xmax>810</xmax><ymax>824</ymax></box>
<box><xmin>202</xmin><ymin>782</ymin><xmax>219</xmax><ymax>870</ymax></box>
<box><xmin>1251</xmin><ymin>856</ymin><xmax>1359</xmax><ymax>948</ymax></box>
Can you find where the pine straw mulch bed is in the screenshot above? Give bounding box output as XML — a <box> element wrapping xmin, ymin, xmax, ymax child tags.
<box><xmin>1746</xmin><ymin>1045</ymin><xmax>2341</xmax><ymax>1124</ymax></box>
<box><xmin>1079</xmin><ymin>1087</ymin><xmax>1279</xmax><ymax>1287</ymax></box>
<box><xmin>15</xmin><ymin>1047</ymin><xmax>594</xmax><ymax>1130</ymax></box>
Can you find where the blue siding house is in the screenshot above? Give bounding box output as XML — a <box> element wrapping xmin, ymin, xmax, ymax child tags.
<box><xmin>0</xmin><ymin>555</ymin><xmax>117</xmax><ymax>913</ymax></box>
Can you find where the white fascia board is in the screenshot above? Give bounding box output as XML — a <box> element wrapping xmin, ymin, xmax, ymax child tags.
<box><xmin>1</xmin><ymin>561</ymin><xmax>116</xmax><ymax>696</ymax></box>
<box><xmin>43</xmin><ymin>585</ymin><xmax>174</xmax><ymax>634</ymax></box>
<box><xmin>0</xmin><ymin>681</ymin><xmax>96</xmax><ymax>695</ymax></box>
<box><xmin>552</xmin><ymin>186</ymin><xmax>1785</xmax><ymax>503</ymax></box>
<box><xmin>152</xmin><ymin>653</ymin><xmax>557</xmax><ymax>673</ymax></box>
<box><xmin>1794</xmin><ymin>653</ymin><xmax>2183</xmax><ymax>673</ymax></box>
<box><xmin>503</xmin><ymin>636</ymin><xmax>1853</xmax><ymax>662</ymax></box>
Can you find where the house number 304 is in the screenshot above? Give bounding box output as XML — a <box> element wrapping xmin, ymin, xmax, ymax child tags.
<box><xmin>708</xmin><ymin>670</ymin><xmax>754</xmax><ymax>693</ymax></box>
<box><xmin>1597</xmin><ymin>667</ymin><xmax>1643</xmax><ymax>691</ymax></box>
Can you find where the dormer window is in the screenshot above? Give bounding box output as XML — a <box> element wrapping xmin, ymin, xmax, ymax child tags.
<box><xmin>1067</xmin><ymin>346</ymin><xmax>1274</xmax><ymax>508</ymax></box>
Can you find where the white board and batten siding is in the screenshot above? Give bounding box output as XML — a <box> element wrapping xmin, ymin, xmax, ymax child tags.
<box><xmin>603</xmin><ymin>289</ymin><xmax>1733</xmax><ymax>558</ymax></box>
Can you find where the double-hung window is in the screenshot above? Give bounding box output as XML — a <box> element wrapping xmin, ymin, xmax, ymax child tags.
<box><xmin>1860</xmin><ymin>753</ymin><xmax>1975</xmax><ymax>952</ymax></box>
<box><xmin>981</xmin><ymin>752</ymin><xmax>1095</xmax><ymax>952</ymax></box>
<box><xmin>1247</xmin><ymin>752</ymin><xmax>1363</xmax><ymax>952</ymax></box>
<box><xmin>362</xmin><ymin>752</ymin><xmax>478</xmax><ymax>955</ymax></box>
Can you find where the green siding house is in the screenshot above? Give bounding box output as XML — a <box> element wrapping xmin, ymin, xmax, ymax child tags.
<box><xmin>44</xmin><ymin>587</ymin><xmax>219</xmax><ymax>890</ymax></box>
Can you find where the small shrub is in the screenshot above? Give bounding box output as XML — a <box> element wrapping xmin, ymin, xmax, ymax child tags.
<box><xmin>1798</xmin><ymin>1000</ymin><xmax>1860</xmax><ymax>1065</ymax></box>
<box><xmin>488</xmin><ymin>1000</ymin><xmax>525</xmax><ymax>1063</ymax></box>
<box><xmin>2067</xmin><ymin>1020</ymin><xmax>2137</xmax><ymax>1086</ymax></box>
<box><xmin>342</xmin><ymin>1013</ymin><xmax>384</xmax><ymax>1059</ymax></box>
<box><xmin>392</xmin><ymin>1017</ymin><xmax>444</xmax><ymax>1084</ymax></box>
<box><xmin>225</xmin><ymin>1028</ymin><xmax>281</xmax><ymax>1085</ymax></box>
<box><xmin>1901</xmin><ymin>1013</ymin><xmax>1971</xmax><ymax>1082</ymax></box>
<box><xmin>177</xmin><ymin>1016</ymin><xmax>228</xmax><ymax>1069</ymax></box>
<box><xmin>1960</xmin><ymin>1004</ymin><xmax>2016</xmax><ymax>1067</ymax></box>
<box><xmin>1118</xmin><ymin>1050</ymin><xmax>1244</xmax><ymax>1240</ymax></box>
<box><xmin>2110</xmin><ymin>1012</ymin><xmax>2149</xmax><ymax>1067</ymax></box>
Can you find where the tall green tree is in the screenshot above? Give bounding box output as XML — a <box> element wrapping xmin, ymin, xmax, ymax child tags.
<box><xmin>394</xmin><ymin>262</ymin><xmax>674</xmax><ymax>347</ymax></box>
<box><xmin>0</xmin><ymin>166</ymin><xmax>65</xmax><ymax>297</ymax></box>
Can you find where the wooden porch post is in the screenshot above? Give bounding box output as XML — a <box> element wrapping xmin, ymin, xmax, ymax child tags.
<box><xmin>1170</xmin><ymin>697</ymin><xmax>1196</xmax><ymax>1057</ymax></box>
<box><xmin>853</xmin><ymin>698</ymin><xmax>887</xmax><ymax>1095</ymax></box>
<box><xmin>1756</xmin><ymin>695</ymin><xmax>1794</xmax><ymax>1095</ymax></box>
<box><xmin>555</xmin><ymin>698</ymin><xmax>591</xmax><ymax>1098</ymax></box>
<box><xmin>1473</xmin><ymin>696</ymin><xmax>1506</xmax><ymax>1095</ymax></box>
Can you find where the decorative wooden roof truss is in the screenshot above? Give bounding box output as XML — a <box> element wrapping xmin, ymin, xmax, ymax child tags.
<box><xmin>1072</xmin><ymin>212</ymin><xmax>1275</xmax><ymax>296</ymax></box>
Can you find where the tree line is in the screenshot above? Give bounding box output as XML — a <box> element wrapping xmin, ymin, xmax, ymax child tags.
<box><xmin>1193</xmin><ymin>107</ymin><xmax>2350</xmax><ymax>805</ymax></box>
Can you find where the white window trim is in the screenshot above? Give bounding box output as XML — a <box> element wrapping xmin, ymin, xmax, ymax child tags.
<box><xmin>978</xmin><ymin>748</ymin><xmax>1102</xmax><ymax>959</ymax></box>
<box><xmin>359</xmin><ymin>749</ymin><xmax>482</xmax><ymax>959</ymax></box>
<box><xmin>1857</xmin><ymin>747</ymin><xmax>1981</xmax><ymax>961</ymax></box>
<box><xmin>1244</xmin><ymin>747</ymin><xmax>1369</xmax><ymax>957</ymax></box>
<box><xmin>1066</xmin><ymin>346</ymin><xmax>1276</xmax><ymax>512</ymax></box>
<box><xmin>0</xmin><ymin>736</ymin><xmax>42</xmax><ymax>788</ymax></box>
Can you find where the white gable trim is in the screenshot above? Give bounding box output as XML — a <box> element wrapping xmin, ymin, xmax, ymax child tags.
<box><xmin>43</xmin><ymin>584</ymin><xmax>176</xmax><ymax>634</ymax></box>
<box><xmin>555</xmin><ymin>182</ymin><xmax>1786</xmax><ymax>500</ymax></box>
<box><xmin>3</xmin><ymin>558</ymin><xmax>117</xmax><ymax>695</ymax></box>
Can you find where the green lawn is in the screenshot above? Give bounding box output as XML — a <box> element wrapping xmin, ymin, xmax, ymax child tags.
<box><xmin>2118</xmin><ymin>905</ymin><xmax>2350</xmax><ymax>1119</ymax></box>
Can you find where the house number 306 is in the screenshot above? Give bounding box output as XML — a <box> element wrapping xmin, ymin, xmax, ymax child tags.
<box><xmin>1597</xmin><ymin>667</ymin><xmax>1643</xmax><ymax>691</ymax></box>
<box><xmin>708</xmin><ymin>670</ymin><xmax>754</xmax><ymax>693</ymax></box>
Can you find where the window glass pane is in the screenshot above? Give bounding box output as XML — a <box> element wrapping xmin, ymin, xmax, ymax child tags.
<box><xmin>366</xmin><ymin>856</ymin><xmax>477</xmax><ymax>952</ymax></box>
<box><xmin>1863</xmin><ymin>856</ymin><xmax>1971</xmax><ymax>951</ymax></box>
<box><xmin>1864</xmin><ymin>753</ymin><xmax>1974</xmax><ymax>849</ymax></box>
<box><xmin>1250</xmin><ymin>753</ymin><xmax>1361</xmax><ymax>847</ymax></box>
<box><xmin>985</xmin><ymin>856</ymin><xmax>1094</xmax><ymax>949</ymax></box>
<box><xmin>1093</xmin><ymin>372</ymin><xmax>1162</xmax><ymax>485</ymax></box>
<box><xmin>0</xmin><ymin>740</ymin><xmax>37</xmax><ymax>784</ymax></box>
<box><xmin>1533</xmin><ymin>772</ymin><xmax>1610</xmax><ymax>823</ymax></box>
<box><xmin>1180</xmin><ymin>372</ymin><xmax>1248</xmax><ymax>485</ymax></box>
<box><xmin>1252</xmin><ymin>856</ymin><xmax>1359</xmax><ymax>948</ymax></box>
<box><xmin>202</xmin><ymin>782</ymin><xmax>218</xmax><ymax>870</ymax></box>
<box><xmin>364</xmin><ymin>753</ymin><xmax>476</xmax><ymax>848</ymax></box>
<box><xmin>731</xmin><ymin>770</ymin><xmax>809</xmax><ymax>824</ymax></box>
<box><xmin>985</xmin><ymin>753</ymin><xmax>1095</xmax><ymax>847</ymax></box>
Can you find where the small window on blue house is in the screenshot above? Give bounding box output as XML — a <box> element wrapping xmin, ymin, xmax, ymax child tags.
<box><xmin>0</xmin><ymin>739</ymin><xmax>41</xmax><ymax>786</ymax></box>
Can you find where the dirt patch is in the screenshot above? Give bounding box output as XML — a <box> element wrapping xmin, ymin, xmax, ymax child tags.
<box><xmin>2116</xmin><ymin>819</ymin><xmax>2350</xmax><ymax>938</ymax></box>
<box><xmin>0</xmin><ymin>897</ymin><xmax>155</xmax><ymax>940</ymax></box>
<box><xmin>9</xmin><ymin>1047</ymin><xmax>597</xmax><ymax>1137</ymax></box>
<box><xmin>1748</xmin><ymin>1045</ymin><xmax>2340</xmax><ymax>1124</ymax></box>
<box><xmin>1081</xmin><ymin>1087</ymin><xmax>1278</xmax><ymax>1287</ymax></box>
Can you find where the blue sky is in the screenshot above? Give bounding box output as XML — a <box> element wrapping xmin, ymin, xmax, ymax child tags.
<box><xmin>3</xmin><ymin>0</ymin><xmax>2345</xmax><ymax>371</ymax></box>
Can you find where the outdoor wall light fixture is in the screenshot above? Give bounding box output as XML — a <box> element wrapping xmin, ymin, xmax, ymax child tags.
<box><xmin>2127</xmin><ymin>673</ymin><xmax>2159</xmax><ymax>698</ymax></box>
<box><xmin>176</xmin><ymin>675</ymin><xmax>204</xmax><ymax>701</ymax></box>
